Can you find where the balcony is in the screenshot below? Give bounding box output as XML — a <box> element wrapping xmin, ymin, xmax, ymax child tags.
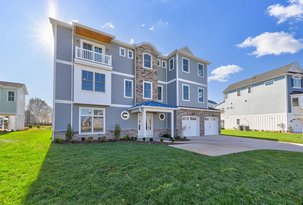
<box><xmin>75</xmin><ymin>46</ymin><xmax>112</xmax><ymax>68</ymax></box>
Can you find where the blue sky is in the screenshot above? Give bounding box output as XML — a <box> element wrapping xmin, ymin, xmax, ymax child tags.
<box><xmin>1</xmin><ymin>0</ymin><xmax>303</xmax><ymax>105</ymax></box>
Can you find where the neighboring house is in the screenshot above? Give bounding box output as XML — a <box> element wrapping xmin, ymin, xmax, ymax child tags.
<box><xmin>0</xmin><ymin>81</ymin><xmax>28</xmax><ymax>131</ymax></box>
<box><xmin>50</xmin><ymin>18</ymin><xmax>220</xmax><ymax>140</ymax></box>
<box><xmin>208</xmin><ymin>100</ymin><xmax>217</xmax><ymax>108</ymax></box>
<box><xmin>216</xmin><ymin>62</ymin><xmax>303</xmax><ymax>133</ymax></box>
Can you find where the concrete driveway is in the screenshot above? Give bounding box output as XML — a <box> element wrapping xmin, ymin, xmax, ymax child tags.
<box><xmin>170</xmin><ymin>135</ymin><xmax>303</xmax><ymax>156</ymax></box>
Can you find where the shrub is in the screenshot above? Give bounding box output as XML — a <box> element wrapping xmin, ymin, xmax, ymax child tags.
<box><xmin>37</xmin><ymin>125</ymin><xmax>40</xmax><ymax>129</ymax></box>
<box><xmin>160</xmin><ymin>138</ymin><xmax>164</xmax><ymax>143</ymax></box>
<box><xmin>29</xmin><ymin>124</ymin><xmax>32</xmax><ymax>128</ymax></box>
<box><xmin>170</xmin><ymin>137</ymin><xmax>175</xmax><ymax>143</ymax></box>
<box><xmin>65</xmin><ymin>124</ymin><xmax>74</xmax><ymax>141</ymax></box>
<box><xmin>142</xmin><ymin>137</ymin><xmax>146</xmax><ymax>142</ymax></box>
<box><xmin>149</xmin><ymin>138</ymin><xmax>153</xmax><ymax>142</ymax></box>
<box><xmin>114</xmin><ymin>124</ymin><xmax>121</xmax><ymax>140</ymax></box>
<box><xmin>162</xmin><ymin>134</ymin><xmax>171</xmax><ymax>138</ymax></box>
<box><xmin>54</xmin><ymin>138</ymin><xmax>64</xmax><ymax>144</ymax></box>
<box><xmin>98</xmin><ymin>137</ymin><xmax>107</xmax><ymax>143</ymax></box>
<box><xmin>122</xmin><ymin>135</ymin><xmax>130</xmax><ymax>141</ymax></box>
<box><xmin>86</xmin><ymin>137</ymin><xmax>93</xmax><ymax>143</ymax></box>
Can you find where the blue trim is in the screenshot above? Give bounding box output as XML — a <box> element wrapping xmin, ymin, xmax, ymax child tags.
<box><xmin>130</xmin><ymin>100</ymin><xmax>177</xmax><ymax>109</ymax></box>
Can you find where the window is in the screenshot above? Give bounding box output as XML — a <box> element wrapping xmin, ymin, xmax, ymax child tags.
<box><xmin>95</xmin><ymin>73</ymin><xmax>105</xmax><ymax>92</ymax></box>
<box><xmin>157</xmin><ymin>59</ymin><xmax>161</xmax><ymax>67</ymax></box>
<box><xmin>83</xmin><ymin>42</ymin><xmax>92</xmax><ymax>50</ymax></box>
<box><xmin>292</xmin><ymin>76</ymin><xmax>301</xmax><ymax>88</ymax></box>
<box><xmin>119</xmin><ymin>47</ymin><xmax>126</xmax><ymax>57</ymax></box>
<box><xmin>8</xmin><ymin>91</ymin><xmax>15</xmax><ymax>102</ymax></box>
<box><xmin>182</xmin><ymin>57</ymin><xmax>190</xmax><ymax>73</ymax></box>
<box><xmin>80</xmin><ymin>108</ymin><xmax>105</xmax><ymax>134</ymax></box>
<box><xmin>293</xmin><ymin>98</ymin><xmax>299</xmax><ymax>107</ymax></box>
<box><xmin>237</xmin><ymin>89</ymin><xmax>241</xmax><ymax>96</ymax></box>
<box><xmin>143</xmin><ymin>81</ymin><xmax>152</xmax><ymax>99</ymax></box>
<box><xmin>182</xmin><ymin>84</ymin><xmax>190</xmax><ymax>101</ymax></box>
<box><xmin>159</xmin><ymin>113</ymin><xmax>165</xmax><ymax>121</ymax></box>
<box><xmin>198</xmin><ymin>88</ymin><xmax>204</xmax><ymax>103</ymax></box>
<box><xmin>162</xmin><ymin>60</ymin><xmax>167</xmax><ymax>68</ymax></box>
<box><xmin>82</xmin><ymin>70</ymin><xmax>93</xmax><ymax>91</ymax></box>
<box><xmin>124</xmin><ymin>79</ymin><xmax>133</xmax><ymax>98</ymax></box>
<box><xmin>248</xmin><ymin>86</ymin><xmax>252</xmax><ymax>93</ymax></box>
<box><xmin>265</xmin><ymin>80</ymin><xmax>274</xmax><ymax>86</ymax></box>
<box><xmin>143</xmin><ymin>53</ymin><xmax>152</xmax><ymax>69</ymax></box>
<box><xmin>169</xmin><ymin>58</ymin><xmax>174</xmax><ymax>71</ymax></box>
<box><xmin>158</xmin><ymin>85</ymin><xmax>163</xmax><ymax>101</ymax></box>
<box><xmin>127</xmin><ymin>50</ymin><xmax>134</xmax><ymax>59</ymax></box>
<box><xmin>197</xmin><ymin>63</ymin><xmax>204</xmax><ymax>77</ymax></box>
<box><xmin>236</xmin><ymin>119</ymin><xmax>240</xmax><ymax>125</ymax></box>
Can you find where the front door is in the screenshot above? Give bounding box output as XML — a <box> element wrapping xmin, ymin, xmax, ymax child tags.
<box><xmin>138</xmin><ymin>113</ymin><xmax>153</xmax><ymax>138</ymax></box>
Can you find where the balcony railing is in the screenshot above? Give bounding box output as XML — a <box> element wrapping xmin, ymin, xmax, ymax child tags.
<box><xmin>75</xmin><ymin>46</ymin><xmax>112</xmax><ymax>66</ymax></box>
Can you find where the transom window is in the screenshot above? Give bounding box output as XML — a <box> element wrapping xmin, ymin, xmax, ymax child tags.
<box><xmin>80</xmin><ymin>108</ymin><xmax>105</xmax><ymax>134</ymax></box>
<box><xmin>158</xmin><ymin>85</ymin><xmax>163</xmax><ymax>101</ymax></box>
<box><xmin>143</xmin><ymin>53</ymin><xmax>152</xmax><ymax>69</ymax></box>
<box><xmin>182</xmin><ymin>84</ymin><xmax>190</xmax><ymax>101</ymax></box>
<box><xmin>143</xmin><ymin>81</ymin><xmax>152</xmax><ymax>99</ymax></box>
<box><xmin>124</xmin><ymin>79</ymin><xmax>133</xmax><ymax>98</ymax></box>
<box><xmin>8</xmin><ymin>91</ymin><xmax>15</xmax><ymax>102</ymax></box>
<box><xmin>82</xmin><ymin>70</ymin><xmax>105</xmax><ymax>92</ymax></box>
<box><xmin>198</xmin><ymin>88</ymin><xmax>204</xmax><ymax>103</ymax></box>
<box><xmin>119</xmin><ymin>47</ymin><xmax>126</xmax><ymax>57</ymax></box>
<box><xmin>169</xmin><ymin>58</ymin><xmax>174</xmax><ymax>71</ymax></box>
<box><xmin>293</xmin><ymin>98</ymin><xmax>299</xmax><ymax>107</ymax></box>
<box><xmin>197</xmin><ymin>63</ymin><xmax>204</xmax><ymax>77</ymax></box>
<box><xmin>292</xmin><ymin>76</ymin><xmax>302</xmax><ymax>88</ymax></box>
<box><xmin>182</xmin><ymin>58</ymin><xmax>190</xmax><ymax>73</ymax></box>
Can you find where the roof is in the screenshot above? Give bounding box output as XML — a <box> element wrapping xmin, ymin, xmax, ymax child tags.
<box><xmin>290</xmin><ymin>91</ymin><xmax>303</xmax><ymax>95</ymax></box>
<box><xmin>208</xmin><ymin>100</ymin><xmax>217</xmax><ymax>104</ymax></box>
<box><xmin>0</xmin><ymin>81</ymin><xmax>28</xmax><ymax>95</ymax></box>
<box><xmin>224</xmin><ymin>62</ymin><xmax>302</xmax><ymax>93</ymax></box>
<box><xmin>129</xmin><ymin>101</ymin><xmax>177</xmax><ymax>110</ymax></box>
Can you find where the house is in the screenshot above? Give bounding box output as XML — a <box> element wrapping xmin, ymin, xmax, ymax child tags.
<box><xmin>0</xmin><ymin>81</ymin><xmax>28</xmax><ymax>131</ymax></box>
<box><xmin>49</xmin><ymin>18</ymin><xmax>220</xmax><ymax>140</ymax></box>
<box><xmin>216</xmin><ymin>62</ymin><xmax>303</xmax><ymax>133</ymax></box>
<box><xmin>208</xmin><ymin>100</ymin><xmax>217</xmax><ymax>108</ymax></box>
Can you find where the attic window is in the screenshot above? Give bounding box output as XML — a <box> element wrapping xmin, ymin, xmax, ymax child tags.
<box><xmin>265</xmin><ymin>80</ymin><xmax>274</xmax><ymax>86</ymax></box>
<box><xmin>292</xmin><ymin>76</ymin><xmax>301</xmax><ymax>88</ymax></box>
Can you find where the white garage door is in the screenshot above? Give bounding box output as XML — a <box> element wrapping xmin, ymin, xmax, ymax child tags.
<box><xmin>204</xmin><ymin>117</ymin><xmax>218</xmax><ymax>135</ymax></box>
<box><xmin>182</xmin><ymin>116</ymin><xmax>200</xmax><ymax>137</ymax></box>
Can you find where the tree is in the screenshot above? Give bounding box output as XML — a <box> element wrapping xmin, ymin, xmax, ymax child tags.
<box><xmin>26</xmin><ymin>98</ymin><xmax>52</xmax><ymax>125</ymax></box>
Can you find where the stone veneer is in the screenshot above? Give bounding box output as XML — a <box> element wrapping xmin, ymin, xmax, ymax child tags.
<box><xmin>176</xmin><ymin>109</ymin><xmax>221</xmax><ymax>136</ymax></box>
<box><xmin>154</xmin><ymin>128</ymin><xmax>169</xmax><ymax>138</ymax></box>
<box><xmin>135</xmin><ymin>44</ymin><xmax>160</xmax><ymax>103</ymax></box>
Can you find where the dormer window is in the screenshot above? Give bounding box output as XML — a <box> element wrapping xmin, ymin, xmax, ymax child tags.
<box><xmin>143</xmin><ymin>53</ymin><xmax>152</xmax><ymax>69</ymax></box>
<box><xmin>292</xmin><ymin>76</ymin><xmax>302</xmax><ymax>88</ymax></box>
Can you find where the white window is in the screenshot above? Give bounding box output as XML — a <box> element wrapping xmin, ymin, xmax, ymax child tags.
<box><xmin>143</xmin><ymin>53</ymin><xmax>152</xmax><ymax>69</ymax></box>
<box><xmin>225</xmin><ymin>93</ymin><xmax>228</xmax><ymax>99</ymax></box>
<box><xmin>80</xmin><ymin>108</ymin><xmax>105</xmax><ymax>134</ymax></box>
<box><xmin>182</xmin><ymin>84</ymin><xmax>190</xmax><ymax>101</ymax></box>
<box><xmin>236</xmin><ymin>119</ymin><xmax>240</xmax><ymax>125</ymax></box>
<box><xmin>293</xmin><ymin>98</ymin><xmax>299</xmax><ymax>107</ymax></box>
<box><xmin>124</xmin><ymin>79</ymin><xmax>133</xmax><ymax>98</ymax></box>
<box><xmin>127</xmin><ymin>49</ymin><xmax>134</xmax><ymax>59</ymax></box>
<box><xmin>197</xmin><ymin>63</ymin><xmax>204</xmax><ymax>77</ymax></box>
<box><xmin>80</xmin><ymin>40</ymin><xmax>105</xmax><ymax>61</ymax></box>
<box><xmin>157</xmin><ymin>59</ymin><xmax>161</xmax><ymax>67</ymax></box>
<box><xmin>169</xmin><ymin>58</ymin><xmax>174</xmax><ymax>71</ymax></box>
<box><xmin>292</xmin><ymin>76</ymin><xmax>302</xmax><ymax>88</ymax></box>
<box><xmin>237</xmin><ymin>89</ymin><xmax>241</xmax><ymax>96</ymax></box>
<box><xmin>248</xmin><ymin>86</ymin><xmax>252</xmax><ymax>93</ymax></box>
<box><xmin>119</xmin><ymin>47</ymin><xmax>126</xmax><ymax>57</ymax></box>
<box><xmin>162</xmin><ymin>60</ymin><xmax>167</xmax><ymax>68</ymax></box>
<box><xmin>143</xmin><ymin>81</ymin><xmax>152</xmax><ymax>99</ymax></box>
<box><xmin>198</xmin><ymin>88</ymin><xmax>204</xmax><ymax>103</ymax></box>
<box><xmin>8</xmin><ymin>91</ymin><xmax>15</xmax><ymax>102</ymax></box>
<box><xmin>182</xmin><ymin>57</ymin><xmax>190</xmax><ymax>73</ymax></box>
<box><xmin>265</xmin><ymin>80</ymin><xmax>274</xmax><ymax>86</ymax></box>
<box><xmin>82</xmin><ymin>70</ymin><xmax>105</xmax><ymax>92</ymax></box>
<box><xmin>158</xmin><ymin>85</ymin><xmax>163</xmax><ymax>101</ymax></box>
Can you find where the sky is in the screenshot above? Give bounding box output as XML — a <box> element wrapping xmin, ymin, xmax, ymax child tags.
<box><xmin>1</xmin><ymin>0</ymin><xmax>303</xmax><ymax>106</ymax></box>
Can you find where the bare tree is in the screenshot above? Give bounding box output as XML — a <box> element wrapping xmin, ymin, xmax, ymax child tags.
<box><xmin>26</xmin><ymin>98</ymin><xmax>52</xmax><ymax>125</ymax></box>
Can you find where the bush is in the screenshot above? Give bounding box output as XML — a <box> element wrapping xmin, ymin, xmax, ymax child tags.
<box><xmin>114</xmin><ymin>124</ymin><xmax>121</xmax><ymax>140</ymax></box>
<box><xmin>122</xmin><ymin>135</ymin><xmax>130</xmax><ymax>141</ymax></box>
<box><xmin>160</xmin><ymin>138</ymin><xmax>164</xmax><ymax>143</ymax></box>
<box><xmin>162</xmin><ymin>134</ymin><xmax>171</xmax><ymax>138</ymax></box>
<box><xmin>149</xmin><ymin>138</ymin><xmax>153</xmax><ymax>142</ymax></box>
<box><xmin>54</xmin><ymin>138</ymin><xmax>64</xmax><ymax>144</ymax></box>
<box><xmin>142</xmin><ymin>137</ymin><xmax>146</xmax><ymax>142</ymax></box>
<box><xmin>170</xmin><ymin>137</ymin><xmax>175</xmax><ymax>143</ymax></box>
<box><xmin>65</xmin><ymin>124</ymin><xmax>74</xmax><ymax>141</ymax></box>
<box><xmin>37</xmin><ymin>125</ymin><xmax>40</xmax><ymax>129</ymax></box>
<box><xmin>86</xmin><ymin>137</ymin><xmax>93</xmax><ymax>143</ymax></box>
<box><xmin>29</xmin><ymin>124</ymin><xmax>32</xmax><ymax>128</ymax></box>
<box><xmin>98</xmin><ymin>137</ymin><xmax>107</xmax><ymax>143</ymax></box>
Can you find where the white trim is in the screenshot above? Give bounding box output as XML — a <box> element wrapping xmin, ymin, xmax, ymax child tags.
<box><xmin>80</xmin><ymin>39</ymin><xmax>105</xmax><ymax>55</ymax></box>
<box><xmin>197</xmin><ymin>87</ymin><xmax>204</xmax><ymax>103</ymax></box>
<box><xmin>55</xmin><ymin>100</ymin><xmax>73</xmax><ymax>104</ymax></box>
<box><xmin>111</xmin><ymin>104</ymin><xmax>132</xmax><ymax>108</ymax></box>
<box><xmin>119</xmin><ymin>47</ymin><xmax>126</xmax><ymax>57</ymax></box>
<box><xmin>264</xmin><ymin>80</ymin><xmax>274</xmax><ymax>86</ymax></box>
<box><xmin>52</xmin><ymin>23</ymin><xmax>57</xmax><ymax>141</ymax></box>
<box><xmin>7</xmin><ymin>90</ymin><xmax>15</xmax><ymax>102</ymax></box>
<box><xmin>56</xmin><ymin>59</ymin><xmax>73</xmax><ymax>65</ymax></box>
<box><xmin>159</xmin><ymin>113</ymin><xmax>166</xmax><ymax>121</ymax></box>
<box><xmin>162</xmin><ymin>60</ymin><xmax>167</xmax><ymax>69</ymax></box>
<box><xmin>182</xmin><ymin>57</ymin><xmax>190</xmax><ymax>73</ymax></box>
<box><xmin>79</xmin><ymin>107</ymin><xmax>106</xmax><ymax>135</ymax></box>
<box><xmin>157</xmin><ymin>85</ymin><xmax>163</xmax><ymax>101</ymax></box>
<box><xmin>176</xmin><ymin>53</ymin><xmax>179</xmax><ymax>106</ymax></box>
<box><xmin>127</xmin><ymin>49</ymin><xmax>134</xmax><ymax>59</ymax></box>
<box><xmin>292</xmin><ymin>75</ymin><xmax>302</xmax><ymax>88</ymax></box>
<box><xmin>178</xmin><ymin>106</ymin><xmax>221</xmax><ymax>112</ymax></box>
<box><xmin>167</xmin><ymin>78</ymin><xmax>177</xmax><ymax>84</ymax></box>
<box><xmin>197</xmin><ymin>63</ymin><xmax>204</xmax><ymax>77</ymax></box>
<box><xmin>143</xmin><ymin>52</ymin><xmax>152</xmax><ymax>69</ymax></box>
<box><xmin>169</xmin><ymin>57</ymin><xmax>174</xmax><ymax>71</ymax></box>
<box><xmin>158</xmin><ymin>80</ymin><xmax>167</xmax><ymax>85</ymax></box>
<box><xmin>178</xmin><ymin>78</ymin><xmax>207</xmax><ymax>87</ymax></box>
<box><xmin>111</xmin><ymin>71</ymin><xmax>134</xmax><ymax>78</ymax></box>
<box><xmin>157</xmin><ymin>59</ymin><xmax>161</xmax><ymax>67</ymax></box>
<box><xmin>182</xmin><ymin>84</ymin><xmax>190</xmax><ymax>101</ymax></box>
<box><xmin>143</xmin><ymin>81</ymin><xmax>153</xmax><ymax>99</ymax></box>
<box><xmin>124</xmin><ymin>79</ymin><xmax>133</xmax><ymax>98</ymax></box>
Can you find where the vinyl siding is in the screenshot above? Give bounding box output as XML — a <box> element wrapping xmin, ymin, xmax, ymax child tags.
<box><xmin>167</xmin><ymin>56</ymin><xmax>176</xmax><ymax>81</ymax></box>
<box><xmin>111</xmin><ymin>74</ymin><xmax>135</xmax><ymax>105</ymax></box>
<box><xmin>167</xmin><ymin>81</ymin><xmax>177</xmax><ymax>106</ymax></box>
<box><xmin>109</xmin><ymin>43</ymin><xmax>135</xmax><ymax>75</ymax></box>
<box><xmin>55</xmin><ymin>62</ymin><xmax>72</xmax><ymax>101</ymax></box>
<box><xmin>178</xmin><ymin>81</ymin><xmax>208</xmax><ymax>109</ymax></box>
<box><xmin>0</xmin><ymin>87</ymin><xmax>17</xmax><ymax>114</ymax></box>
<box><xmin>54</xmin><ymin>103</ymin><xmax>71</xmax><ymax>131</ymax></box>
<box><xmin>287</xmin><ymin>75</ymin><xmax>303</xmax><ymax>112</ymax></box>
<box><xmin>158</xmin><ymin>66</ymin><xmax>166</xmax><ymax>82</ymax></box>
<box><xmin>56</xmin><ymin>25</ymin><xmax>72</xmax><ymax>62</ymax></box>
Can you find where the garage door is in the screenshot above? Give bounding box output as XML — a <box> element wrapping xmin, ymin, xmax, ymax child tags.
<box><xmin>204</xmin><ymin>117</ymin><xmax>218</xmax><ymax>135</ymax></box>
<box><xmin>182</xmin><ymin>116</ymin><xmax>200</xmax><ymax>137</ymax></box>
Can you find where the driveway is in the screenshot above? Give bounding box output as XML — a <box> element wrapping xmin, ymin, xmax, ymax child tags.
<box><xmin>170</xmin><ymin>135</ymin><xmax>303</xmax><ymax>156</ymax></box>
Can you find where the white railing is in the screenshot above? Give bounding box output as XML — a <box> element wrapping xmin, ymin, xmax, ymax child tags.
<box><xmin>75</xmin><ymin>46</ymin><xmax>112</xmax><ymax>66</ymax></box>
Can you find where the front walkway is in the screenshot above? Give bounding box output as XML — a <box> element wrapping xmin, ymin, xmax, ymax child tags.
<box><xmin>170</xmin><ymin>135</ymin><xmax>303</xmax><ymax>156</ymax></box>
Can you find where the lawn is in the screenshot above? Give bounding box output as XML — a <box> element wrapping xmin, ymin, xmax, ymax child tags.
<box><xmin>1</xmin><ymin>129</ymin><xmax>303</xmax><ymax>204</ymax></box>
<box><xmin>221</xmin><ymin>129</ymin><xmax>303</xmax><ymax>144</ymax></box>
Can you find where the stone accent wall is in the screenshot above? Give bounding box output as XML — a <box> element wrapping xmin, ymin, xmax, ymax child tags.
<box><xmin>154</xmin><ymin>128</ymin><xmax>169</xmax><ymax>138</ymax></box>
<box><xmin>135</xmin><ymin>44</ymin><xmax>160</xmax><ymax>103</ymax></box>
<box><xmin>176</xmin><ymin>109</ymin><xmax>221</xmax><ymax>136</ymax></box>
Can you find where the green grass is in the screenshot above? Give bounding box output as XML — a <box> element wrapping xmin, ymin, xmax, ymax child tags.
<box><xmin>221</xmin><ymin>129</ymin><xmax>303</xmax><ymax>144</ymax></box>
<box><xmin>1</xmin><ymin>129</ymin><xmax>303</xmax><ymax>204</ymax></box>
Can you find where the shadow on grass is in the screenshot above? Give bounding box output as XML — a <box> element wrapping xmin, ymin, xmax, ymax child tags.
<box><xmin>221</xmin><ymin>134</ymin><xmax>279</xmax><ymax>142</ymax></box>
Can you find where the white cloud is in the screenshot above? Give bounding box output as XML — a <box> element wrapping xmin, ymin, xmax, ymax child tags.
<box><xmin>267</xmin><ymin>0</ymin><xmax>303</xmax><ymax>24</ymax></box>
<box><xmin>158</xmin><ymin>19</ymin><xmax>168</xmax><ymax>26</ymax></box>
<box><xmin>141</xmin><ymin>24</ymin><xmax>146</xmax><ymax>27</ymax></box>
<box><xmin>102</xmin><ymin>22</ymin><xmax>115</xmax><ymax>29</ymax></box>
<box><xmin>209</xmin><ymin>65</ymin><xmax>243</xmax><ymax>82</ymax></box>
<box><xmin>237</xmin><ymin>31</ymin><xmax>303</xmax><ymax>57</ymax></box>
<box><xmin>149</xmin><ymin>26</ymin><xmax>155</xmax><ymax>31</ymax></box>
<box><xmin>69</xmin><ymin>19</ymin><xmax>79</xmax><ymax>24</ymax></box>
<box><xmin>129</xmin><ymin>38</ymin><xmax>134</xmax><ymax>44</ymax></box>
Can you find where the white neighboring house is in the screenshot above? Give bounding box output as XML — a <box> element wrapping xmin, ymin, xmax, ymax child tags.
<box><xmin>216</xmin><ymin>63</ymin><xmax>303</xmax><ymax>133</ymax></box>
<box><xmin>208</xmin><ymin>100</ymin><xmax>217</xmax><ymax>108</ymax></box>
<box><xmin>0</xmin><ymin>81</ymin><xmax>28</xmax><ymax>131</ymax></box>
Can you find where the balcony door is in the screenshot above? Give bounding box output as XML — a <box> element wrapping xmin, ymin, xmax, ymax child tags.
<box><xmin>81</xmin><ymin>41</ymin><xmax>105</xmax><ymax>62</ymax></box>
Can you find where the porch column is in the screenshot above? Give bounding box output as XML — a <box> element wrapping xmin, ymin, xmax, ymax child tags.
<box><xmin>142</xmin><ymin>108</ymin><xmax>146</xmax><ymax>139</ymax></box>
<box><xmin>171</xmin><ymin>111</ymin><xmax>174</xmax><ymax>138</ymax></box>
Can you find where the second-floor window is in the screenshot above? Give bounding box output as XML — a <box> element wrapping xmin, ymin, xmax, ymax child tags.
<box><xmin>158</xmin><ymin>85</ymin><xmax>163</xmax><ymax>101</ymax></box>
<box><xmin>169</xmin><ymin>58</ymin><xmax>174</xmax><ymax>71</ymax></box>
<box><xmin>82</xmin><ymin>70</ymin><xmax>105</xmax><ymax>92</ymax></box>
<box><xmin>182</xmin><ymin>84</ymin><xmax>190</xmax><ymax>101</ymax></box>
<box><xmin>124</xmin><ymin>79</ymin><xmax>133</xmax><ymax>98</ymax></box>
<box><xmin>8</xmin><ymin>91</ymin><xmax>15</xmax><ymax>102</ymax></box>
<box><xmin>248</xmin><ymin>86</ymin><xmax>252</xmax><ymax>93</ymax></box>
<box><xmin>143</xmin><ymin>53</ymin><xmax>152</xmax><ymax>69</ymax></box>
<box><xmin>182</xmin><ymin>58</ymin><xmax>190</xmax><ymax>73</ymax></box>
<box><xmin>119</xmin><ymin>47</ymin><xmax>126</xmax><ymax>57</ymax></box>
<box><xmin>198</xmin><ymin>88</ymin><xmax>204</xmax><ymax>103</ymax></box>
<box><xmin>143</xmin><ymin>81</ymin><xmax>152</xmax><ymax>99</ymax></box>
<box><xmin>95</xmin><ymin>73</ymin><xmax>105</xmax><ymax>92</ymax></box>
<box><xmin>198</xmin><ymin>63</ymin><xmax>204</xmax><ymax>77</ymax></box>
<box><xmin>157</xmin><ymin>59</ymin><xmax>161</xmax><ymax>67</ymax></box>
<box><xmin>127</xmin><ymin>50</ymin><xmax>134</xmax><ymax>59</ymax></box>
<box><xmin>293</xmin><ymin>98</ymin><xmax>299</xmax><ymax>107</ymax></box>
<box><xmin>237</xmin><ymin>89</ymin><xmax>241</xmax><ymax>96</ymax></box>
<box><xmin>292</xmin><ymin>76</ymin><xmax>302</xmax><ymax>88</ymax></box>
<box><xmin>162</xmin><ymin>60</ymin><xmax>167</xmax><ymax>68</ymax></box>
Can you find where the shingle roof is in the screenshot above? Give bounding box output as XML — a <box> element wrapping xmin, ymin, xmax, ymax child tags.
<box><xmin>224</xmin><ymin>63</ymin><xmax>302</xmax><ymax>93</ymax></box>
<box><xmin>0</xmin><ymin>81</ymin><xmax>25</xmax><ymax>88</ymax></box>
<box><xmin>129</xmin><ymin>101</ymin><xmax>177</xmax><ymax>109</ymax></box>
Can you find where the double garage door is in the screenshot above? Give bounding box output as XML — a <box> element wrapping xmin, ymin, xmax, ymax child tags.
<box><xmin>182</xmin><ymin>116</ymin><xmax>218</xmax><ymax>137</ymax></box>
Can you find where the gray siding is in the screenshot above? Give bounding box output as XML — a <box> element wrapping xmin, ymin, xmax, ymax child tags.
<box><xmin>167</xmin><ymin>56</ymin><xmax>176</xmax><ymax>81</ymax></box>
<box><xmin>56</xmin><ymin>26</ymin><xmax>72</xmax><ymax>62</ymax></box>
<box><xmin>178</xmin><ymin>81</ymin><xmax>208</xmax><ymax>109</ymax></box>
<box><xmin>55</xmin><ymin>62</ymin><xmax>72</xmax><ymax>101</ymax></box>
<box><xmin>167</xmin><ymin>81</ymin><xmax>177</xmax><ymax>106</ymax></box>
<box><xmin>111</xmin><ymin>74</ymin><xmax>135</xmax><ymax>105</ymax></box>
<box><xmin>109</xmin><ymin>43</ymin><xmax>135</xmax><ymax>75</ymax></box>
<box><xmin>54</xmin><ymin>103</ymin><xmax>71</xmax><ymax>131</ymax></box>
<box><xmin>158</xmin><ymin>67</ymin><xmax>166</xmax><ymax>82</ymax></box>
<box><xmin>0</xmin><ymin>87</ymin><xmax>17</xmax><ymax>114</ymax></box>
<box><xmin>153</xmin><ymin>113</ymin><xmax>168</xmax><ymax>129</ymax></box>
<box><xmin>106</xmin><ymin>107</ymin><xmax>137</xmax><ymax>130</ymax></box>
<box><xmin>287</xmin><ymin>75</ymin><xmax>303</xmax><ymax>112</ymax></box>
<box><xmin>157</xmin><ymin>83</ymin><xmax>167</xmax><ymax>104</ymax></box>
